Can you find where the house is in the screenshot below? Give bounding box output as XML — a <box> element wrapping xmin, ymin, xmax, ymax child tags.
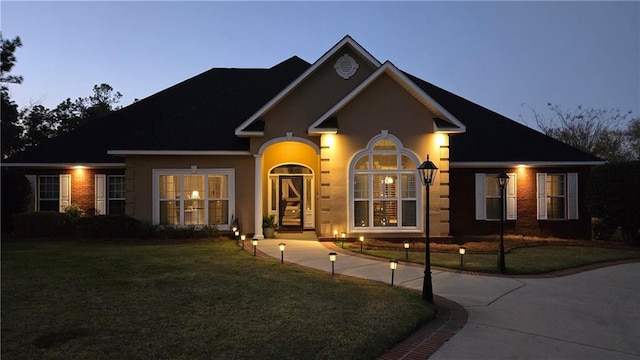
<box><xmin>3</xmin><ymin>35</ymin><xmax>604</xmax><ymax>240</ymax></box>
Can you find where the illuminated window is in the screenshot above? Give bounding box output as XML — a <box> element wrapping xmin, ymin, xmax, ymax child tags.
<box><xmin>154</xmin><ymin>169</ymin><xmax>234</xmax><ymax>228</ymax></box>
<box><xmin>546</xmin><ymin>174</ymin><xmax>565</xmax><ymax>219</ymax></box>
<box><xmin>350</xmin><ymin>134</ymin><xmax>419</xmax><ymax>231</ymax></box>
<box><xmin>475</xmin><ymin>173</ymin><xmax>517</xmax><ymax>221</ymax></box>
<box><xmin>536</xmin><ymin>173</ymin><xmax>578</xmax><ymax>220</ymax></box>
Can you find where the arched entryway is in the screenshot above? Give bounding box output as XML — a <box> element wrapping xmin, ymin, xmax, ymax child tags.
<box><xmin>268</xmin><ymin>164</ymin><xmax>314</xmax><ymax>230</ymax></box>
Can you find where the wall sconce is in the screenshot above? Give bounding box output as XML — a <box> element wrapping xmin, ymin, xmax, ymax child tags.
<box><xmin>389</xmin><ymin>259</ymin><xmax>398</xmax><ymax>286</ymax></box>
<box><xmin>252</xmin><ymin>238</ymin><xmax>259</xmax><ymax>257</ymax></box>
<box><xmin>459</xmin><ymin>246</ymin><xmax>466</xmax><ymax>269</ymax></box>
<box><xmin>403</xmin><ymin>241</ymin><xmax>410</xmax><ymax>260</ymax></box>
<box><xmin>278</xmin><ymin>243</ymin><xmax>286</xmax><ymax>264</ymax></box>
<box><xmin>329</xmin><ymin>252</ymin><xmax>337</xmax><ymax>275</ymax></box>
<box><xmin>359</xmin><ymin>235</ymin><xmax>364</xmax><ymax>253</ymax></box>
<box><xmin>240</xmin><ymin>234</ymin><xmax>246</xmax><ymax>250</ymax></box>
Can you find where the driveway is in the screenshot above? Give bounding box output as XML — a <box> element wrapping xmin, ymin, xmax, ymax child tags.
<box><xmin>254</xmin><ymin>237</ymin><xmax>640</xmax><ymax>359</ymax></box>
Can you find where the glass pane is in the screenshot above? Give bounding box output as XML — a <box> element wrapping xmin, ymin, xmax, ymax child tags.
<box><xmin>108</xmin><ymin>176</ymin><xmax>125</xmax><ymax>199</ymax></box>
<box><xmin>39</xmin><ymin>200</ymin><xmax>60</xmax><ymax>212</ymax></box>
<box><xmin>486</xmin><ymin>175</ymin><xmax>500</xmax><ymax>197</ymax></box>
<box><xmin>159</xmin><ymin>200</ymin><xmax>179</xmax><ymax>225</ymax></box>
<box><xmin>401</xmin><ymin>174</ymin><xmax>416</xmax><ymax>198</ymax></box>
<box><xmin>159</xmin><ymin>175</ymin><xmax>179</xmax><ymax>199</ymax></box>
<box><xmin>486</xmin><ymin>198</ymin><xmax>501</xmax><ymax>220</ymax></box>
<box><xmin>271</xmin><ymin>178</ymin><xmax>277</xmax><ymax>211</ymax></box>
<box><xmin>547</xmin><ymin>175</ymin><xmax>565</xmax><ymax>197</ymax></box>
<box><xmin>401</xmin><ymin>155</ymin><xmax>416</xmax><ymax>170</ymax></box>
<box><xmin>184</xmin><ymin>175</ymin><xmax>204</xmax><ymax>200</ymax></box>
<box><xmin>373</xmin><ymin>175</ymin><xmax>396</xmax><ymax>198</ymax></box>
<box><xmin>208</xmin><ymin>200</ymin><xmax>229</xmax><ymax>225</ymax></box>
<box><xmin>402</xmin><ymin>200</ymin><xmax>416</xmax><ymax>226</ymax></box>
<box><xmin>372</xmin><ymin>154</ymin><xmax>397</xmax><ymax>170</ymax></box>
<box><xmin>547</xmin><ymin>198</ymin><xmax>565</xmax><ymax>219</ymax></box>
<box><xmin>355</xmin><ymin>155</ymin><xmax>369</xmax><ymax>170</ymax></box>
<box><xmin>373</xmin><ymin>139</ymin><xmax>396</xmax><ymax>151</ymax></box>
<box><xmin>39</xmin><ymin>176</ymin><xmax>59</xmax><ymax>200</ymax></box>
<box><xmin>209</xmin><ymin>175</ymin><xmax>228</xmax><ymax>199</ymax></box>
<box><xmin>374</xmin><ymin>200</ymin><xmax>397</xmax><ymax>227</ymax></box>
<box><xmin>354</xmin><ymin>174</ymin><xmax>369</xmax><ymax>198</ymax></box>
<box><xmin>306</xmin><ymin>178</ymin><xmax>312</xmax><ymax>210</ymax></box>
<box><xmin>108</xmin><ymin>200</ymin><xmax>125</xmax><ymax>215</ymax></box>
<box><xmin>354</xmin><ymin>201</ymin><xmax>369</xmax><ymax>227</ymax></box>
<box><xmin>185</xmin><ymin>200</ymin><xmax>205</xmax><ymax>226</ymax></box>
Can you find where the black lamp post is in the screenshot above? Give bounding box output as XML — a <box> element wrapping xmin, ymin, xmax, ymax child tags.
<box><xmin>389</xmin><ymin>260</ymin><xmax>398</xmax><ymax>286</ymax></box>
<box><xmin>359</xmin><ymin>236</ymin><xmax>364</xmax><ymax>253</ymax></box>
<box><xmin>278</xmin><ymin>243</ymin><xmax>286</xmax><ymax>264</ymax></box>
<box><xmin>496</xmin><ymin>171</ymin><xmax>509</xmax><ymax>274</ymax></box>
<box><xmin>252</xmin><ymin>238</ymin><xmax>258</xmax><ymax>257</ymax></box>
<box><xmin>417</xmin><ymin>154</ymin><xmax>438</xmax><ymax>303</ymax></box>
<box><xmin>329</xmin><ymin>252</ymin><xmax>337</xmax><ymax>275</ymax></box>
<box><xmin>403</xmin><ymin>241</ymin><xmax>410</xmax><ymax>260</ymax></box>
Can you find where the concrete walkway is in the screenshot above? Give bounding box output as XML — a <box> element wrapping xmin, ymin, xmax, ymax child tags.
<box><xmin>251</xmin><ymin>236</ymin><xmax>640</xmax><ymax>359</ymax></box>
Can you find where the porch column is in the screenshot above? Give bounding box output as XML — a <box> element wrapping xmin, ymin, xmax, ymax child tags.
<box><xmin>253</xmin><ymin>154</ymin><xmax>264</xmax><ymax>239</ymax></box>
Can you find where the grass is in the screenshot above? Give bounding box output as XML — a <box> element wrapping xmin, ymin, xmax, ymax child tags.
<box><xmin>341</xmin><ymin>237</ymin><xmax>640</xmax><ymax>274</ymax></box>
<box><xmin>1</xmin><ymin>239</ymin><xmax>435</xmax><ymax>360</ymax></box>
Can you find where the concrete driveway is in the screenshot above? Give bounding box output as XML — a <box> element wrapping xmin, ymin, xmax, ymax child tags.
<box><xmin>253</xmin><ymin>237</ymin><xmax>640</xmax><ymax>359</ymax></box>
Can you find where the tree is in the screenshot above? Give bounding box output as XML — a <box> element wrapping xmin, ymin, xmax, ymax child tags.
<box><xmin>54</xmin><ymin>83</ymin><xmax>122</xmax><ymax>134</ymax></box>
<box><xmin>1</xmin><ymin>33</ymin><xmax>24</xmax><ymax>159</ymax></box>
<box><xmin>521</xmin><ymin>103</ymin><xmax>635</xmax><ymax>162</ymax></box>
<box><xmin>628</xmin><ymin>117</ymin><xmax>640</xmax><ymax>160</ymax></box>
<box><xmin>587</xmin><ymin>161</ymin><xmax>640</xmax><ymax>244</ymax></box>
<box><xmin>1</xmin><ymin>167</ymin><xmax>32</xmax><ymax>233</ymax></box>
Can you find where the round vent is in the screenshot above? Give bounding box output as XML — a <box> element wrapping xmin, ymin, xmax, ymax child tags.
<box><xmin>334</xmin><ymin>54</ymin><xmax>359</xmax><ymax>79</ymax></box>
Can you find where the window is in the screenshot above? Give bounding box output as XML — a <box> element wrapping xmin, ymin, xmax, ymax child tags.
<box><xmin>350</xmin><ymin>134</ymin><xmax>419</xmax><ymax>232</ymax></box>
<box><xmin>475</xmin><ymin>173</ymin><xmax>516</xmax><ymax>220</ymax></box>
<box><xmin>154</xmin><ymin>169</ymin><xmax>234</xmax><ymax>228</ymax></box>
<box><xmin>537</xmin><ymin>173</ymin><xmax>578</xmax><ymax>220</ymax></box>
<box><xmin>107</xmin><ymin>175</ymin><xmax>125</xmax><ymax>215</ymax></box>
<box><xmin>35</xmin><ymin>174</ymin><xmax>71</xmax><ymax>212</ymax></box>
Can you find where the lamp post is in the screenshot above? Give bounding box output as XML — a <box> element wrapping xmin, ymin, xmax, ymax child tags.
<box><xmin>359</xmin><ymin>236</ymin><xmax>364</xmax><ymax>253</ymax></box>
<box><xmin>278</xmin><ymin>243</ymin><xmax>286</xmax><ymax>264</ymax></box>
<box><xmin>417</xmin><ymin>154</ymin><xmax>438</xmax><ymax>303</ymax></box>
<box><xmin>403</xmin><ymin>241</ymin><xmax>410</xmax><ymax>260</ymax></box>
<box><xmin>496</xmin><ymin>171</ymin><xmax>509</xmax><ymax>274</ymax></box>
<box><xmin>389</xmin><ymin>259</ymin><xmax>398</xmax><ymax>286</ymax></box>
<box><xmin>240</xmin><ymin>234</ymin><xmax>246</xmax><ymax>250</ymax></box>
<box><xmin>459</xmin><ymin>246</ymin><xmax>466</xmax><ymax>269</ymax></box>
<box><xmin>329</xmin><ymin>252</ymin><xmax>337</xmax><ymax>275</ymax></box>
<box><xmin>341</xmin><ymin>232</ymin><xmax>346</xmax><ymax>248</ymax></box>
<box><xmin>252</xmin><ymin>238</ymin><xmax>259</xmax><ymax>257</ymax></box>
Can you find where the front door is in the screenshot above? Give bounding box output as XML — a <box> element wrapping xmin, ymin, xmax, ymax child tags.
<box><xmin>279</xmin><ymin>176</ymin><xmax>303</xmax><ymax>229</ymax></box>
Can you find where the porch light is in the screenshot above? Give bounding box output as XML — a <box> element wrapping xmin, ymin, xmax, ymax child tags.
<box><xmin>459</xmin><ymin>246</ymin><xmax>466</xmax><ymax>269</ymax></box>
<box><xmin>329</xmin><ymin>252</ymin><xmax>337</xmax><ymax>275</ymax></box>
<box><xmin>403</xmin><ymin>241</ymin><xmax>410</xmax><ymax>260</ymax></box>
<box><xmin>278</xmin><ymin>243</ymin><xmax>286</xmax><ymax>264</ymax></box>
<box><xmin>252</xmin><ymin>238</ymin><xmax>259</xmax><ymax>257</ymax></box>
<box><xmin>389</xmin><ymin>260</ymin><xmax>398</xmax><ymax>286</ymax></box>
<box><xmin>359</xmin><ymin>235</ymin><xmax>364</xmax><ymax>253</ymax></box>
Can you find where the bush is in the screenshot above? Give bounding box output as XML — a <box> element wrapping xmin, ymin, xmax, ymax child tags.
<box><xmin>12</xmin><ymin>212</ymin><xmax>76</xmax><ymax>238</ymax></box>
<box><xmin>1</xmin><ymin>168</ymin><xmax>32</xmax><ymax>233</ymax></box>
<box><xmin>76</xmin><ymin>215</ymin><xmax>143</xmax><ymax>238</ymax></box>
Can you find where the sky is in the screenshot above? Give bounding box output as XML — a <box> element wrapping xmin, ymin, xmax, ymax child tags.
<box><xmin>2</xmin><ymin>1</ymin><xmax>639</xmax><ymax>129</ymax></box>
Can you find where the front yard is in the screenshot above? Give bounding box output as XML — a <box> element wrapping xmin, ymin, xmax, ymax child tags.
<box><xmin>1</xmin><ymin>239</ymin><xmax>435</xmax><ymax>360</ymax></box>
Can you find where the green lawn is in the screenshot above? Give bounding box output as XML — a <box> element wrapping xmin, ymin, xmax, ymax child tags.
<box><xmin>359</xmin><ymin>246</ymin><xmax>640</xmax><ymax>274</ymax></box>
<box><xmin>1</xmin><ymin>239</ymin><xmax>435</xmax><ymax>360</ymax></box>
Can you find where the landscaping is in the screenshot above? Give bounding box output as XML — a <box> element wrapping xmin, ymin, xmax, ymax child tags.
<box><xmin>1</xmin><ymin>239</ymin><xmax>435</xmax><ymax>360</ymax></box>
<box><xmin>340</xmin><ymin>236</ymin><xmax>640</xmax><ymax>274</ymax></box>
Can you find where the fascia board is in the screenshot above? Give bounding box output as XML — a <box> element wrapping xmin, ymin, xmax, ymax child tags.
<box><xmin>450</xmin><ymin>161</ymin><xmax>606</xmax><ymax>168</ymax></box>
<box><xmin>107</xmin><ymin>150</ymin><xmax>251</xmax><ymax>156</ymax></box>
<box><xmin>235</xmin><ymin>35</ymin><xmax>382</xmax><ymax>136</ymax></box>
<box><xmin>1</xmin><ymin>163</ymin><xmax>125</xmax><ymax>168</ymax></box>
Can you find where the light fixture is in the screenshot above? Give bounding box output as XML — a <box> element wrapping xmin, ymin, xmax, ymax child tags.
<box><xmin>234</xmin><ymin>230</ymin><xmax>239</xmax><ymax>237</ymax></box>
<box><xmin>329</xmin><ymin>252</ymin><xmax>337</xmax><ymax>275</ymax></box>
<box><xmin>384</xmin><ymin>176</ymin><xmax>394</xmax><ymax>185</ymax></box>
<box><xmin>459</xmin><ymin>246</ymin><xmax>466</xmax><ymax>269</ymax></box>
<box><xmin>341</xmin><ymin>232</ymin><xmax>346</xmax><ymax>248</ymax></box>
<box><xmin>496</xmin><ymin>171</ymin><xmax>509</xmax><ymax>274</ymax></box>
<box><xmin>417</xmin><ymin>154</ymin><xmax>438</xmax><ymax>303</ymax></box>
<box><xmin>252</xmin><ymin>238</ymin><xmax>259</xmax><ymax>257</ymax></box>
<box><xmin>403</xmin><ymin>241</ymin><xmax>410</xmax><ymax>260</ymax></box>
<box><xmin>389</xmin><ymin>260</ymin><xmax>398</xmax><ymax>286</ymax></box>
<box><xmin>240</xmin><ymin>234</ymin><xmax>246</xmax><ymax>250</ymax></box>
<box><xmin>333</xmin><ymin>229</ymin><xmax>338</xmax><ymax>239</ymax></box>
<box><xmin>278</xmin><ymin>243</ymin><xmax>286</xmax><ymax>263</ymax></box>
<box><xmin>359</xmin><ymin>235</ymin><xmax>364</xmax><ymax>253</ymax></box>
<box><xmin>191</xmin><ymin>190</ymin><xmax>200</xmax><ymax>200</ymax></box>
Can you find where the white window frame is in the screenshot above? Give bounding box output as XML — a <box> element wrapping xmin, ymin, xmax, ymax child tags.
<box><xmin>349</xmin><ymin>133</ymin><xmax>421</xmax><ymax>233</ymax></box>
<box><xmin>152</xmin><ymin>169</ymin><xmax>235</xmax><ymax>229</ymax></box>
<box><xmin>537</xmin><ymin>172</ymin><xmax>578</xmax><ymax>220</ymax></box>
<box><xmin>34</xmin><ymin>174</ymin><xmax>71</xmax><ymax>212</ymax></box>
<box><xmin>475</xmin><ymin>173</ymin><xmax>517</xmax><ymax>220</ymax></box>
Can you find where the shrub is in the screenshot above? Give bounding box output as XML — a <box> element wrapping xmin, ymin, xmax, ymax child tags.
<box><xmin>1</xmin><ymin>168</ymin><xmax>32</xmax><ymax>233</ymax></box>
<box><xmin>76</xmin><ymin>215</ymin><xmax>143</xmax><ymax>239</ymax></box>
<box><xmin>12</xmin><ymin>212</ymin><xmax>76</xmax><ymax>238</ymax></box>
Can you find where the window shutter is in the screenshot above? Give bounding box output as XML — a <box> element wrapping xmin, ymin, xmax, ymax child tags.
<box><xmin>475</xmin><ymin>173</ymin><xmax>486</xmax><ymax>220</ymax></box>
<box><xmin>506</xmin><ymin>173</ymin><xmax>517</xmax><ymax>220</ymax></box>
<box><xmin>26</xmin><ymin>175</ymin><xmax>37</xmax><ymax>211</ymax></box>
<box><xmin>537</xmin><ymin>173</ymin><xmax>547</xmax><ymax>220</ymax></box>
<box><xmin>95</xmin><ymin>174</ymin><xmax>106</xmax><ymax>215</ymax></box>
<box><xmin>59</xmin><ymin>174</ymin><xmax>71</xmax><ymax>211</ymax></box>
<box><xmin>567</xmin><ymin>173</ymin><xmax>578</xmax><ymax>219</ymax></box>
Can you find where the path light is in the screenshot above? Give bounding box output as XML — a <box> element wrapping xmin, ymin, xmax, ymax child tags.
<box><xmin>341</xmin><ymin>232</ymin><xmax>346</xmax><ymax>248</ymax></box>
<box><xmin>459</xmin><ymin>246</ymin><xmax>466</xmax><ymax>269</ymax></box>
<box><xmin>359</xmin><ymin>236</ymin><xmax>364</xmax><ymax>253</ymax></box>
<box><xmin>252</xmin><ymin>238</ymin><xmax>259</xmax><ymax>257</ymax></box>
<box><xmin>389</xmin><ymin>259</ymin><xmax>398</xmax><ymax>286</ymax></box>
<box><xmin>496</xmin><ymin>171</ymin><xmax>509</xmax><ymax>274</ymax></box>
<box><xmin>329</xmin><ymin>252</ymin><xmax>337</xmax><ymax>275</ymax></box>
<box><xmin>417</xmin><ymin>154</ymin><xmax>437</xmax><ymax>303</ymax></box>
<box><xmin>333</xmin><ymin>229</ymin><xmax>338</xmax><ymax>240</ymax></box>
<box><xmin>240</xmin><ymin>234</ymin><xmax>246</xmax><ymax>250</ymax></box>
<box><xmin>278</xmin><ymin>243</ymin><xmax>286</xmax><ymax>264</ymax></box>
<box><xmin>234</xmin><ymin>230</ymin><xmax>240</xmax><ymax>237</ymax></box>
<box><xmin>403</xmin><ymin>241</ymin><xmax>410</xmax><ymax>260</ymax></box>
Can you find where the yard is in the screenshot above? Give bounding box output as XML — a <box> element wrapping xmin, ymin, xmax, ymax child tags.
<box><xmin>1</xmin><ymin>239</ymin><xmax>435</xmax><ymax>360</ymax></box>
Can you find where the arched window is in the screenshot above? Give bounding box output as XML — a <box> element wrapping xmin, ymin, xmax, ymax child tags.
<box><xmin>350</xmin><ymin>134</ymin><xmax>420</xmax><ymax>232</ymax></box>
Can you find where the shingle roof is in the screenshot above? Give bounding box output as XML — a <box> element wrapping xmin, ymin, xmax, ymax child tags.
<box><xmin>5</xmin><ymin>54</ymin><xmax>602</xmax><ymax>165</ymax></box>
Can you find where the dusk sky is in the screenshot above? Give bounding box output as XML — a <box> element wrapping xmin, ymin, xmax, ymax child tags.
<box><xmin>2</xmin><ymin>1</ymin><xmax>639</xmax><ymax>128</ymax></box>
